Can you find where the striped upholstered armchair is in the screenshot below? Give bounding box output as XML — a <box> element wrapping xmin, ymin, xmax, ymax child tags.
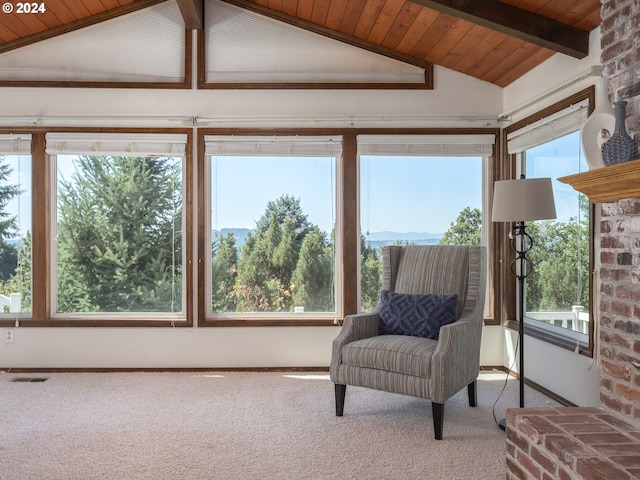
<box><xmin>330</xmin><ymin>245</ymin><xmax>486</xmax><ymax>440</ymax></box>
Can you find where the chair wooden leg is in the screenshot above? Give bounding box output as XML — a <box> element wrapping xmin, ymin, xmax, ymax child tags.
<box><xmin>335</xmin><ymin>384</ymin><xmax>346</xmax><ymax>416</ymax></box>
<box><xmin>432</xmin><ymin>402</ymin><xmax>444</xmax><ymax>440</ymax></box>
<box><xmin>468</xmin><ymin>380</ymin><xmax>477</xmax><ymax>407</ymax></box>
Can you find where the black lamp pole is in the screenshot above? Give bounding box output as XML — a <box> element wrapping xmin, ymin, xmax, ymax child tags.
<box><xmin>512</xmin><ymin>220</ymin><xmax>533</xmax><ymax>408</ymax></box>
<box><xmin>498</xmin><ymin>220</ymin><xmax>532</xmax><ymax>430</ymax></box>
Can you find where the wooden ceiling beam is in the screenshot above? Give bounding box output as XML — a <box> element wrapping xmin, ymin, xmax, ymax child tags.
<box><xmin>177</xmin><ymin>0</ymin><xmax>204</xmax><ymax>29</ymax></box>
<box><xmin>0</xmin><ymin>0</ymin><xmax>167</xmax><ymax>55</ymax></box>
<box><xmin>408</xmin><ymin>0</ymin><xmax>590</xmax><ymax>59</ymax></box>
<box><xmin>219</xmin><ymin>0</ymin><xmax>434</xmax><ymax>75</ymax></box>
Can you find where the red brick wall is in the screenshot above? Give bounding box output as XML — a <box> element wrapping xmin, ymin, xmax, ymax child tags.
<box><xmin>601</xmin><ymin>0</ymin><xmax>640</xmax><ymax>141</ymax></box>
<box><xmin>600</xmin><ymin>0</ymin><xmax>640</xmax><ymax>426</ymax></box>
<box><xmin>599</xmin><ymin>0</ymin><xmax>640</xmax><ymax>423</ymax></box>
<box><xmin>599</xmin><ymin>200</ymin><xmax>640</xmax><ymax>424</ymax></box>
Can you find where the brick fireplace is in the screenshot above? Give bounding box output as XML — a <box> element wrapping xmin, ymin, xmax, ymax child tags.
<box><xmin>600</xmin><ymin>198</ymin><xmax>640</xmax><ymax>422</ymax></box>
<box><xmin>598</xmin><ymin>0</ymin><xmax>640</xmax><ymax>423</ymax></box>
<box><xmin>506</xmin><ymin>1</ymin><xmax>640</xmax><ymax>478</ymax></box>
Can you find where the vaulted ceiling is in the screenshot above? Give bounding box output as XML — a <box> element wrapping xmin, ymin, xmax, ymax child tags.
<box><xmin>0</xmin><ymin>0</ymin><xmax>602</xmax><ymax>87</ymax></box>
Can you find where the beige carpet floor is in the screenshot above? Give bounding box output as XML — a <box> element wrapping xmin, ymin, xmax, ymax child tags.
<box><xmin>0</xmin><ymin>370</ymin><xmax>558</xmax><ymax>480</ymax></box>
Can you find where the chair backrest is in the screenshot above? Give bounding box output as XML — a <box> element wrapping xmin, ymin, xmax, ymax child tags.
<box><xmin>381</xmin><ymin>245</ymin><xmax>476</xmax><ymax>319</ymax></box>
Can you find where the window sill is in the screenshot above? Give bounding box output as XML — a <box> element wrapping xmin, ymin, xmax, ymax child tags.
<box><xmin>0</xmin><ymin>318</ymin><xmax>191</xmax><ymax>327</ymax></box>
<box><xmin>505</xmin><ymin>319</ymin><xmax>592</xmax><ymax>358</ymax></box>
<box><xmin>201</xmin><ymin>318</ymin><xmax>338</xmax><ymax>327</ymax></box>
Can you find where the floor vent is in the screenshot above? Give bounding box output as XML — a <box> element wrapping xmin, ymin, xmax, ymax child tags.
<box><xmin>10</xmin><ymin>377</ymin><xmax>48</xmax><ymax>383</ymax></box>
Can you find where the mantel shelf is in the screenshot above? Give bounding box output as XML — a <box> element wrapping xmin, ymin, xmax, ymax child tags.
<box><xmin>557</xmin><ymin>159</ymin><xmax>640</xmax><ymax>203</ymax></box>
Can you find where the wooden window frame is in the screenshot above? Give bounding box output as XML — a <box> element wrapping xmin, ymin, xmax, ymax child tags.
<box><xmin>0</xmin><ymin>25</ymin><xmax>192</xmax><ymax>89</ymax></box>
<box><xmin>199</xmin><ymin>127</ymin><xmax>499</xmax><ymax>327</ymax></box>
<box><xmin>0</xmin><ymin>128</ymin><xmax>194</xmax><ymax>327</ymax></box>
<box><xmin>0</xmin><ymin>126</ymin><xmax>498</xmax><ymax>328</ymax></box>
<box><xmin>499</xmin><ymin>87</ymin><xmax>596</xmax><ymax>357</ymax></box>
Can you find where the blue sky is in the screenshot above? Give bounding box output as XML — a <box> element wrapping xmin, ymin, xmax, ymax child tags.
<box><xmin>211</xmin><ymin>154</ymin><xmax>483</xmax><ymax>236</ymax></box>
<box><xmin>211</xmin><ymin>156</ymin><xmax>336</xmax><ymax>233</ymax></box>
<box><xmin>360</xmin><ymin>155</ymin><xmax>482</xmax><ymax>234</ymax></box>
<box><xmin>525</xmin><ymin>131</ymin><xmax>587</xmax><ymax>223</ymax></box>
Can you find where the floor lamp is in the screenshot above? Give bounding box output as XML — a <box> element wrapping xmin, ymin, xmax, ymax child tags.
<box><xmin>492</xmin><ymin>175</ymin><xmax>556</xmax><ymax>430</ymax></box>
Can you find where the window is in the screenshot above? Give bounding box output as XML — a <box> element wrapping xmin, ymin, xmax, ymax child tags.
<box><xmin>0</xmin><ymin>134</ymin><xmax>31</xmax><ymax>316</ymax></box>
<box><xmin>201</xmin><ymin>0</ymin><xmax>430</xmax><ymax>88</ymax></box>
<box><xmin>523</xmin><ymin>132</ymin><xmax>590</xmax><ymax>336</ymax></box>
<box><xmin>1</xmin><ymin>128</ymin><xmax>503</xmax><ymax>328</ymax></box>
<box><xmin>357</xmin><ymin>135</ymin><xmax>494</xmax><ymax>311</ymax></box>
<box><xmin>204</xmin><ymin>135</ymin><xmax>341</xmax><ymax>321</ymax></box>
<box><xmin>46</xmin><ymin>133</ymin><xmax>187</xmax><ymax>320</ymax></box>
<box><xmin>505</xmin><ymin>93</ymin><xmax>593</xmax><ymax>353</ymax></box>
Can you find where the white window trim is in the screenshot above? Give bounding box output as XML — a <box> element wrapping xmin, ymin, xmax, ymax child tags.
<box><xmin>46</xmin><ymin>133</ymin><xmax>187</xmax><ymax>156</ymax></box>
<box><xmin>204</xmin><ymin>135</ymin><xmax>343</xmax><ymax>320</ymax></box>
<box><xmin>0</xmin><ymin>134</ymin><xmax>31</xmax><ymax>154</ymax></box>
<box><xmin>48</xmin><ymin>133</ymin><xmax>188</xmax><ymax>320</ymax></box>
<box><xmin>355</xmin><ymin>134</ymin><xmax>495</xmax><ymax>312</ymax></box>
<box><xmin>507</xmin><ymin>99</ymin><xmax>589</xmax><ymax>155</ymax></box>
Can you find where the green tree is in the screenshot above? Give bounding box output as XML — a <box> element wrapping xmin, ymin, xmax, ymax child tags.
<box><xmin>56</xmin><ymin>155</ymin><xmax>182</xmax><ymax>313</ymax></box>
<box><xmin>0</xmin><ymin>158</ymin><xmax>21</xmax><ymax>282</ymax></box>
<box><xmin>291</xmin><ymin>230</ymin><xmax>333</xmax><ymax>311</ymax></box>
<box><xmin>439</xmin><ymin>207</ymin><xmax>482</xmax><ymax>245</ymax></box>
<box><xmin>526</xmin><ymin>214</ymin><xmax>589</xmax><ymax>313</ymax></box>
<box><xmin>255</xmin><ymin>194</ymin><xmax>315</xmax><ymax>250</ymax></box>
<box><xmin>360</xmin><ymin>234</ymin><xmax>382</xmax><ymax>311</ymax></box>
<box><xmin>231</xmin><ymin>195</ymin><xmax>333</xmax><ymax>313</ymax></box>
<box><xmin>211</xmin><ymin>232</ymin><xmax>238</xmax><ymax>312</ymax></box>
<box><xmin>0</xmin><ymin>231</ymin><xmax>31</xmax><ymax>313</ymax></box>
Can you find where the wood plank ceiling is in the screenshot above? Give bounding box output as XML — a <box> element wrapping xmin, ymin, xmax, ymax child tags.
<box><xmin>0</xmin><ymin>0</ymin><xmax>602</xmax><ymax>87</ymax></box>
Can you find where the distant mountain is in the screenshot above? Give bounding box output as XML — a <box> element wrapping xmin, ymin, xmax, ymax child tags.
<box><xmin>6</xmin><ymin>238</ymin><xmax>24</xmax><ymax>247</ymax></box>
<box><xmin>363</xmin><ymin>231</ymin><xmax>443</xmax><ymax>249</ymax></box>
<box><xmin>212</xmin><ymin>228</ymin><xmax>254</xmax><ymax>246</ymax></box>
<box><xmin>212</xmin><ymin>229</ymin><xmax>443</xmax><ymax>249</ymax></box>
<box><xmin>365</xmin><ymin>231</ymin><xmax>443</xmax><ymax>242</ymax></box>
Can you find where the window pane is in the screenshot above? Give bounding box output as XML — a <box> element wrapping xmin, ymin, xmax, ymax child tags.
<box><xmin>524</xmin><ymin>131</ymin><xmax>590</xmax><ymax>335</ymax></box>
<box><xmin>0</xmin><ymin>154</ymin><xmax>31</xmax><ymax>314</ymax></box>
<box><xmin>55</xmin><ymin>155</ymin><xmax>183</xmax><ymax>314</ymax></box>
<box><xmin>210</xmin><ymin>156</ymin><xmax>336</xmax><ymax>314</ymax></box>
<box><xmin>359</xmin><ymin>155</ymin><xmax>483</xmax><ymax>311</ymax></box>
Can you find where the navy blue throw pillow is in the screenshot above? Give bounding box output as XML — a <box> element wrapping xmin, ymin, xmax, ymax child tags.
<box><xmin>378</xmin><ymin>290</ymin><xmax>458</xmax><ymax>340</ymax></box>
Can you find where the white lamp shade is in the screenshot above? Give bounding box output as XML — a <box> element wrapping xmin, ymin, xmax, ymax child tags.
<box><xmin>492</xmin><ymin>177</ymin><xmax>557</xmax><ymax>222</ymax></box>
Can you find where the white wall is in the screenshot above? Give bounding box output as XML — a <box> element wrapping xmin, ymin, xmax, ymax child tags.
<box><xmin>0</xmin><ymin>327</ymin><xmax>338</xmax><ymax>369</ymax></box>
<box><xmin>502</xmin><ymin>27</ymin><xmax>603</xmax><ymax>120</ymax></box>
<box><xmin>1</xmin><ymin>66</ymin><xmax>503</xmax><ymax>129</ymax></box>
<box><xmin>503</xmin><ymin>329</ymin><xmax>601</xmax><ymax>407</ymax></box>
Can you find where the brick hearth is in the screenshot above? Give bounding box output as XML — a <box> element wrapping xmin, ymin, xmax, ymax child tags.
<box><xmin>506</xmin><ymin>407</ymin><xmax>640</xmax><ymax>480</ymax></box>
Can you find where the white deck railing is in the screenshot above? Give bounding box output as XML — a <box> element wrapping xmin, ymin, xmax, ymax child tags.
<box><xmin>0</xmin><ymin>293</ymin><xmax>21</xmax><ymax>313</ymax></box>
<box><xmin>527</xmin><ymin>305</ymin><xmax>589</xmax><ymax>334</ymax></box>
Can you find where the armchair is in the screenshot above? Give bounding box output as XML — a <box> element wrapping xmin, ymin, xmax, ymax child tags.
<box><xmin>330</xmin><ymin>245</ymin><xmax>487</xmax><ymax>440</ymax></box>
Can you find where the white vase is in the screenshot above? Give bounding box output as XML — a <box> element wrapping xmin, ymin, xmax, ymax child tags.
<box><xmin>580</xmin><ymin>76</ymin><xmax>616</xmax><ymax>169</ymax></box>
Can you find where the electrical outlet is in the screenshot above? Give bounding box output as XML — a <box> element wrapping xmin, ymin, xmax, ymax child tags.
<box><xmin>4</xmin><ymin>329</ymin><xmax>14</xmax><ymax>343</ymax></box>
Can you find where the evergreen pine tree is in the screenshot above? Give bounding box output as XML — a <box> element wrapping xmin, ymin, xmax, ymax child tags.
<box><xmin>0</xmin><ymin>159</ymin><xmax>21</xmax><ymax>282</ymax></box>
<box><xmin>291</xmin><ymin>230</ymin><xmax>333</xmax><ymax>311</ymax></box>
<box><xmin>211</xmin><ymin>232</ymin><xmax>238</xmax><ymax>312</ymax></box>
<box><xmin>56</xmin><ymin>155</ymin><xmax>182</xmax><ymax>313</ymax></box>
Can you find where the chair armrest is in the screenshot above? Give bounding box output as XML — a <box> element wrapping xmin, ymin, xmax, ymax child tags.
<box><xmin>430</xmin><ymin>305</ymin><xmax>483</xmax><ymax>402</ymax></box>
<box><xmin>330</xmin><ymin>312</ymin><xmax>380</xmax><ymax>378</ymax></box>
